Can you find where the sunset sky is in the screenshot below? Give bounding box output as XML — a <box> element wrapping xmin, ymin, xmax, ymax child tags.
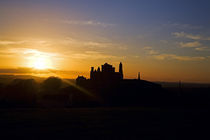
<box><xmin>0</xmin><ymin>0</ymin><xmax>210</xmax><ymax>82</ymax></box>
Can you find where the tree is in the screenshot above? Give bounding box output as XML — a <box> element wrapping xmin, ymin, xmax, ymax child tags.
<box><xmin>42</xmin><ymin>77</ymin><xmax>62</xmax><ymax>91</ymax></box>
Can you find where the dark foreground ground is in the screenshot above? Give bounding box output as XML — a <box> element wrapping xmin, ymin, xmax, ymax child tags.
<box><xmin>0</xmin><ymin>107</ymin><xmax>209</xmax><ymax>140</ymax></box>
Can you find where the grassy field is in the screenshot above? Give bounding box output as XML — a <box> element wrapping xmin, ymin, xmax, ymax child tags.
<box><xmin>0</xmin><ymin>107</ymin><xmax>208</xmax><ymax>139</ymax></box>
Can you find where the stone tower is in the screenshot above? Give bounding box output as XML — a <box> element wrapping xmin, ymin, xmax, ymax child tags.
<box><xmin>119</xmin><ymin>62</ymin><xmax>123</xmax><ymax>79</ymax></box>
<box><xmin>138</xmin><ymin>72</ymin><xmax>140</xmax><ymax>80</ymax></box>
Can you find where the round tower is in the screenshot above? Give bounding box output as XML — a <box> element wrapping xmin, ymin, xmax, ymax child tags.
<box><xmin>119</xmin><ymin>62</ymin><xmax>123</xmax><ymax>79</ymax></box>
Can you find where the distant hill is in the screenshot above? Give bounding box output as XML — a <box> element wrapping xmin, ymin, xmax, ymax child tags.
<box><xmin>1</xmin><ymin>75</ymin><xmax>209</xmax><ymax>88</ymax></box>
<box><xmin>0</xmin><ymin>75</ymin><xmax>45</xmax><ymax>84</ymax></box>
<box><xmin>0</xmin><ymin>75</ymin><xmax>77</xmax><ymax>86</ymax></box>
<box><xmin>156</xmin><ymin>81</ymin><xmax>210</xmax><ymax>88</ymax></box>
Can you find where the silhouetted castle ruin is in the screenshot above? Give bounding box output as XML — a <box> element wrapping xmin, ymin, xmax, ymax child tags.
<box><xmin>75</xmin><ymin>62</ymin><xmax>162</xmax><ymax>106</ymax></box>
<box><xmin>90</xmin><ymin>62</ymin><xmax>123</xmax><ymax>82</ymax></box>
<box><xmin>76</xmin><ymin>62</ymin><xmax>160</xmax><ymax>88</ymax></box>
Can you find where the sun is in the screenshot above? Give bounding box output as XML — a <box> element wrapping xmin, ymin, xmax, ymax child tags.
<box><xmin>33</xmin><ymin>57</ymin><xmax>47</xmax><ymax>69</ymax></box>
<box><xmin>30</xmin><ymin>56</ymin><xmax>52</xmax><ymax>70</ymax></box>
<box><xmin>24</xmin><ymin>49</ymin><xmax>54</xmax><ymax>70</ymax></box>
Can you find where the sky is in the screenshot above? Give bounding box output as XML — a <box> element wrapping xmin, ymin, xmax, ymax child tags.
<box><xmin>0</xmin><ymin>0</ymin><xmax>210</xmax><ymax>82</ymax></box>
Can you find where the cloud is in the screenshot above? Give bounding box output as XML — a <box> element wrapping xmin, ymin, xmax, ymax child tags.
<box><xmin>0</xmin><ymin>40</ymin><xmax>26</xmax><ymax>45</ymax></box>
<box><xmin>172</xmin><ymin>32</ymin><xmax>210</xmax><ymax>40</ymax></box>
<box><xmin>0</xmin><ymin>39</ymin><xmax>51</xmax><ymax>47</ymax></box>
<box><xmin>195</xmin><ymin>47</ymin><xmax>210</xmax><ymax>51</ymax></box>
<box><xmin>60</xmin><ymin>19</ymin><xmax>115</xmax><ymax>27</ymax></box>
<box><xmin>154</xmin><ymin>54</ymin><xmax>206</xmax><ymax>61</ymax></box>
<box><xmin>172</xmin><ymin>32</ymin><xmax>201</xmax><ymax>40</ymax></box>
<box><xmin>0</xmin><ymin>67</ymin><xmax>42</xmax><ymax>74</ymax></box>
<box><xmin>179</xmin><ymin>41</ymin><xmax>201</xmax><ymax>48</ymax></box>
<box><xmin>0</xmin><ymin>38</ymin><xmax>126</xmax><ymax>64</ymax></box>
<box><xmin>143</xmin><ymin>46</ymin><xmax>153</xmax><ymax>50</ymax></box>
<box><xmin>83</xmin><ymin>41</ymin><xmax>113</xmax><ymax>48</ymax></box>
<box><xmin>143</xmin><ymin>46</ymin><xmax>159</xmax><ymax>55</ymax></box>
<box><xmin>60</xmin><ymin>37</ymin><xmax>127</xmax><ymax>50</ymax></box>
<box><xmin>69</xmin><ymin>51</ymin><xmax>124</xmax><ymax>60</ymax></box>
<box><xmin>148</xmin><ymin>50</ymin><xmax>159</xmax><ymax>55</ymax></box>
<box><xmin>164</xmin><ymin>23</ymin><xmax>202</xmax><ymax>30</ymax></box>
<box><xmin>177</xmin><ymin>41</ymin><xmax>210</xmax><ymax>51</ymax></box>
<box><xmin>0</xmin><ymin>47</ymin><xmax>64</xmax><ymax>62</ymax></box>
<box><xmin>143</xmin><ymin>46</ymin><xmax>207</xmax><ymax>61</ymax></box>
<box><xmin>8</xmin><ymin>48</ymin><xmax>58</xmax><ymax>56</ymax></box>
<box><xmin>85</xmin><ymin>41</ymin><xmax>127</xmax><ymax>50</ymax></box>
<box><xmin>117</xmin><ymin>46</ymin><xmax>128</xmax><ymax>50</ymax></box>
<box><xmin>0</xmin><ymin>68</ymin><xmax>88</xmax><ymax>78</ymax></box>
<box><xmin>172</xmin><ymin>33</ymin><xmax>210</xmax><ymax>51</ymax></box>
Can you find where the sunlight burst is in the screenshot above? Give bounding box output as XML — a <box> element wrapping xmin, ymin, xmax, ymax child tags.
<box><xmin>32</xmin><ymin>57</ymin><xmax>50</xmax><ymax>70</ymax></box>
<box><xmin>25</xmin><ymin>49</ymin><xmax>53</xmax><ymax>70</ymax></box>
